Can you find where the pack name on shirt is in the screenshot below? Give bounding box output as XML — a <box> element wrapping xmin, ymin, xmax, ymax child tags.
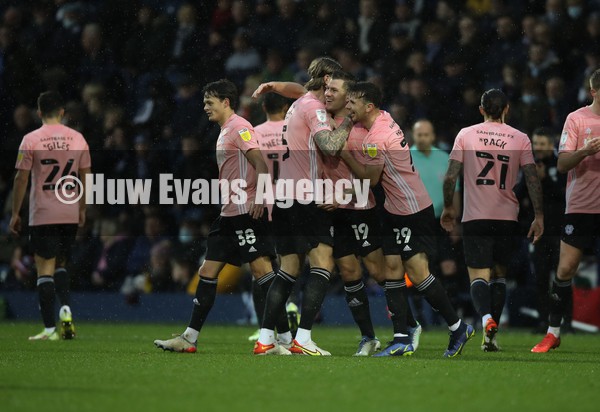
<box><xmin>478</xmin><ymin>137</ymin><xmax>508</xmax><ymax>150</ymax></box>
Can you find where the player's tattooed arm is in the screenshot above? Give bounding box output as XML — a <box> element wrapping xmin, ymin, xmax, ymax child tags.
<box><xmin>313</xmin><ymin>117</ymin><xmax>352</xmax><ymax>156</ymax></box>
<box><xmin>522</xmin><ymin>163</ymin><xmax>544</xmax><ymax>217</ymax></box>
<box><xmin>440</xmin><ymin>159</ymin><xmax>462</xmax><ymax>232</ymax></box>
<box><xmin>523</xmin><ymin>163</ymin><xmax>545</xmax><ymax>243</ymax></box>
<box><xmin>443</xmin><ymin>160</ymin><xmax>462</xmax><ymax>207</ymax></box>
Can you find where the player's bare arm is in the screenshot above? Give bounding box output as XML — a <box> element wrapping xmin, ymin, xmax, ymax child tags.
<box><xmin>522</xmin><ymin>163</ymin><xmax>545</xmax><ymax>244</ymax></box>
<box><xmin>440</xmin><ymin>159</ymin><xmax>463</xmax><ymax>232</ymax></box>
<box><xmin>443</xmin><ymin>160</ymin><xmax>462</xmax><ymax>208</ymax></box>
<box><xmin>557</xmin><ymin>136</ymin><xmax>600</xmax><ymax>173</ymax></box>
<box><xmin>9</xmin><ymin>169</ymin><xmax>30</xmax><ymax>235</ymax></box>
<box><xmin>313</xmin><ymin>117</ymin><xmax>353</xmax><ymax>156</ymax></box>
<box><xmin>79</xmin><ymin>167</ymin><xmax>91</xmax><ymax>227</ymax></box>
<box><xmin>252</xmin><ymin>82</ymin><xmax>307</xmax><ymax>99</ymax></box>
<box><xmin>339</xmin><ymin>146</ymin><xmax>383</xmax><ymax>187</ymax></box>
<box><xmin>244</xmin><ymin>148</ymin><xmax>269</xmax><ymax>219</ymax></box>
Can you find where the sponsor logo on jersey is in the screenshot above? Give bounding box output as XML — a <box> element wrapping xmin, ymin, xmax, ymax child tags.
<box><xmin>316</xmin><ymin>109</ymin><xmax>327</xmax><ymax>122</ymax></box>
<box><xmin>364</xmin><ymin>143</ymin><xmax>378</xmax><ymax>158</ymax></box>
<box><xmin>239</xmin><ymin>128</ymin><xmax>252</xmax><ymax>142</ymax></box>
<box><xmin>559</xmin><ymin>130</ymin><xmax>568</xmax><ymax>147</ymax></box>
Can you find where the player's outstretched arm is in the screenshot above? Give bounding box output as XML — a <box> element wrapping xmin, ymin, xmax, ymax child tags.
<box><xmin>440</xmin><ymin>159</ymin><xmax>462</xmax><ymax>232</ymax></box>
<box><xmin>313</xmin><ymin>117</ymin><xmax>353</xmax><ymax>156</ymax></box>
<box><xmin>557</xmin><ymin>136</ymin><xmax>600</xmax><ymax>173</ymax></box>
<box><xmin>522</xmin><ymin>163</ymin><xmax>544</xmax><ymax>244</ymax></box>
<box><xmin>252</xmin><ymin>82</ymin><xmax>307</xmax><ymax>99</ymax></box>
<box><xmin>9</xmin><ymin>169</ymin><xmax>30</xmax><ymax>235</ymax></box>
<box><xmin>244</xmin><ymin>148</ymin><xmax>269</xmax><ymax>219</ymax></box>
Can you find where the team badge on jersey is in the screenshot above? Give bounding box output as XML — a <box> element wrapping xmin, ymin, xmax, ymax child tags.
<box><xmin>238</xmin><ymin>128</ymin><xmax>252</xmax><ymax>142</ymax></box>
<box><xmin>363</xmin><ymin>143</ymin><xmax>378</xmax><ymax>158</ymax></box>
<box><xmin>559</xmin><ymin>130</ymin><xmax>568</xmax><ymax>149</ymax></box>
<box><xmin>316</xmin><ymin>109</ymin><xmax>327</xmax><ymax>122</ymax></box>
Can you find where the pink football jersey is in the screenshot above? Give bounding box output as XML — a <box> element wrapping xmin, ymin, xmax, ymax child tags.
<box><xmin>15</xmin><ymin>124</ymin><xmax>91</xmax><ymax>225</ymax></box>
<box><xmin>321</xmin><ymin>118</ymin><xmax>376</xmax><ymax>210</ymax></box>
<box><xmin>216</xmin><ymin>114</ymin><xmax>259</xmax><ymax>217</ymax></box>
<box><xmin>558</xmin><ymin>106</ymin><xmax>600</xmax><ymax>214</ymax></box>
<box><xmin>450</xmin><ymin>121</ymin><xmax>535</xmax><ymax>222</ymax></box>
<box><xmin>255</xmin><ymin>119</ymin><xmax>286</xmax><ymax>219</ymax></box>
<box><xmin>278</xmin><ymin>92</ymin><xmax>332</xmax><ymax>201</ymax></box>
<box><xmin>360</xmin><ymin>111</ymin><xmax>432</xmax><ymax>215</ymax></box>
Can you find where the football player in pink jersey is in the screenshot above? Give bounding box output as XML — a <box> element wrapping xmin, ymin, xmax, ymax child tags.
<box><xmin>532</xmin><ymin>69</ymin><xmax>600</xmax><ymax>353</ymax></box>
<box><xmin>255</xmin><ymin>72</ymin><xmax>424</xmax><ymax>355</ymax></box>
<box><xmin>154</xmin><ymin>80</ymin><xmax>290</xmax><ymax>355</ymax></box>
<box><xmin>322</xmin><ymin>70</ymin><xmax>384</xmax><ymax>356</ymax></box>
<box><xmin>442</xmin><ymin>89</ymin><xmax>544</xmax><ymax>352</ymax></box>
<box><xmin>255</xmin><ymin>57</ymin><xmax>354</xmax><ymax>356</ymax></box>
<box><xmin>250</xmin><ymin>93</ymin><xmax>295</xmax><ymax>341</ymax></box>
<box><xmin>10</xmin><ymin>91</ymin><xmax>91</xmax><ymax>341</ymax></box>
<box><xmin>341</xmin><ymin>82</ymin><xmax>474</xmax><ymax>358</ymax></box>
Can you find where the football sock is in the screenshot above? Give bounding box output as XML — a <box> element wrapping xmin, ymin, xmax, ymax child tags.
<box><xmin>548</xmin><ymin>326</ymin><xmax>561</xmax><ymax>338</ymax></box>
<box><xmin>549</xmin><ymin>277</ymin><xmax>572</xmax><ymax>329</ymax></box>
<box><xmin>256</xmin><ymin>271</ymin><xmax>291</xmax><ymax>334</ymax></box>
<box><xmin>251</xmin><ymin>279</ymin><xmax>265</xmax><ymax>326</ymax></box>
<box><xmin>470</xmin><ymin>278</ymin><xmax>492</xmax><ymax>320</ymax></box>
<box><xmin>182</xmin><ymin>327</ymin><xmax>199</xmax><ymax>343</ymax></box>
<box><xmin>261</xmin><ymin>270</ymin><xmax>295</xmax><ymax>331</ymax></box>
<box><xmin>449</xmin><ymin>319</ymin><xmax>461</xmax><ymax>332</ymax></box>
<box><xmin>417</xmin><ymin>274</ymin><xmax>460</xmax><ymax>326</ymax></box>
<box><xmin>563</xmin><ymin>281</ymin><xmax>574</xmax><ymax>326</ymax></box>
<box><xmin>406</xmin><ymin>299</ymin><xmax>418</xmax><ymax>328</ymax></box>
<box><xmin>344</xmin><ymin>279</ymin><xmax>375</xmax><ymax>339</ymax></box>
<box><xmin>295</xmin><ymin>327</ymin><xmax>312</xmax><ymax>344</ymax></box>
<box><xmin>54</xmin><ymin>268</ymin><xmax>70</xmax><ymax>306</ymax></box>
<box><xmin>384</xmin><ymin>280</ymin><xmax>409</xmax><ymax>335</ymax></box>
<box><xmin>392</xmin><ymin>332</ymin><xmax>411</xmax><ymax>345</ymax></box>
<box><xmin>37</xmin><ymin>276</ymin><xmax>56</xmax><ymax>328</ymax></box>
<box><xmin>187</xmin><ymin>276</ymin><xmax>218</xmax><ymax>335</ymax></box>
<box><xmin>490</xmin><ymin>278</ymin><xmax>506</xmax><ymax>323</ymax></box>
<box><xmin>277</xmin><ymin>331</ymin><xmax>292</xmax><ymax>345</ymax></box>
<box><xmin>297</xmin><ymin>267</ymin><xmax>331</xmax><ymax>331</ymax></box>
<box><xmin>258</xmin><ymin>328</ymin><xmax>275</xmax><ymax>344</ymax></box>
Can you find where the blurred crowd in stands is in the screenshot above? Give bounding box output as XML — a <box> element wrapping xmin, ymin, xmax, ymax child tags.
<box><xmin>1</xmin><ymin>1</ymin><xmax>600</xmax><ymax>321</ymax></box>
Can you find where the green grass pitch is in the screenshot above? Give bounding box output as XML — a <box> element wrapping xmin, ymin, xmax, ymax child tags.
<box><xmin>1</xmin><ymin>322</ymin><xmax>599</xmax><ymax>412</ymax></box>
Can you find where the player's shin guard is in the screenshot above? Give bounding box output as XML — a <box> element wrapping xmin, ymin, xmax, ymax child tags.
<box><xmin>262</xmin><ymin>270</ymin><xmax>296</xmax><ymax>330</ymax></box>
<box><xmin>37</xmin><ymin>276</ymin><xmax>56</xmax><ymax>328</ymax></box>
<box><xmin>469</xmin><ymin>278</ymin><xmax>492</xmax><ymax>319</ymax></box>
<box><xmin>257</xmin><ymin>272</ymin><xmax>290</xmax><ymax>333</ymax></box>
<box><xmin>188</xmin><ymin>277</ymin><xmax>218</xmax><ymax>332</ymax></box>
<box><xmin>384</xmin><ymin>280</ymin><xmax>409</xmax><ymax>335</ymax></box>
<box><xmin>54</xmin><ymin>268</ymin><xmax>70</xmax><ymax>307</ymax></box>
<box><xmin>344</xmin><ymin>279</ymin><xmax>375</xmax><ymax>339</ymax></box>
<box><xmin>490</xmin><ymin>278</ymin><xmax>507</xmax><ymax>323</ymax></box>
<box><xmin>549</xmin><ymin>277</ymin><xmax>572</xmax><ymax>328</ymax></box>
<box><xmin>298</xmin><ymin>268</ymin><xmax>331</xmax><ymax>330</ymax></box>
<box><xmin>417</xmin><ymin>274</ymin><xmax>460</xmax><ymax>326</ymax></box>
